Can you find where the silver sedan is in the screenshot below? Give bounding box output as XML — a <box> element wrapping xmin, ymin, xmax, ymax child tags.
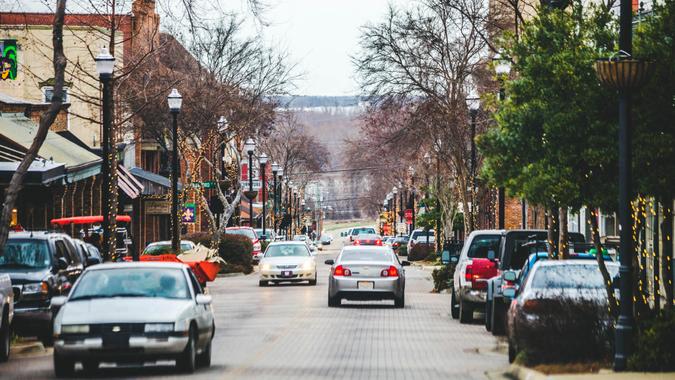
<box><xmin>325</xmin><ymin>246</ymin><xmax>409</xmax><ymax>308</ymax></box>
<box><xmin>51</xmin><ymin>262</ymin><xmax>214</xmax><ymax>377</ymax></box>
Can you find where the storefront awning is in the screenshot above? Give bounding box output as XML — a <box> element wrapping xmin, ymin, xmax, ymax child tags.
<box><xmin>117</xmin><ymin>165</ymin><xmax>144</xmax><ymax>199</ymax></box>
<box><xmin>0</xmin><ymin>161</ymin><xmax>65</xmax><ymax>185</ymax></box>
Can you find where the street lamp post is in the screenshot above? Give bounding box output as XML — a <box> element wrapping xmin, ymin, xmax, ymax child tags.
<box><xmin>259</xmin><ymin>153</ymin><xmax>268</xmax><ymax>237</ymax></box>
<box><xmin>392</xmin><ymin>186</ymin><xmax>398</xmax><ymax>236</ymax></box>
<box><xmin>423</xmin><ymin>153</ymin><xmax>432</xmax><ymax>245</ymax></box>
<box><xmin>493</xmin><ymin>53</ymin><xmax>511</xmax><ymax>230</ymax></box>
<box><xmin>408</xmin><ymin>166</ymin><xmax>416</xmax><ymax>234</ymax></box>
<box><xmin>271</xmin><ymin>162</ymin><xmax>280</xmax><ymax>234</ymax></box>
<box><xmin>466</xmin><ymin>94</ymin><xmax>480</xmax><ymax>231</ymax></box>
<box><xmin>277</xmin><ymin>169</ymin><xmax>284</xmax><ymax>234</ymax></box>
<box><xmin>243</xmin><ymin>138</ymin><xmax>256</xmax><ymax>228</ymax></box>
<box><xmin>217</xmin><ymin>116</ymin><xmax>227</xmax><ymax>180</ymax></box>
<box><xmin>95</xmin><ymin>47</ymin><xmax>116</xmax><ymax>262</ymax></box>
<box><xmin>167</xmin><ymin>89</ymin><xmax>182</xmax><ymax>253</ymax></box>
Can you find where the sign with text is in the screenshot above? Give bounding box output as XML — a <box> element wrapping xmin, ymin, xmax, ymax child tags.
<box><xmin>145</xmin><ymin>200</ymin><xmax>170</xmax><ymax>215</ymax></box>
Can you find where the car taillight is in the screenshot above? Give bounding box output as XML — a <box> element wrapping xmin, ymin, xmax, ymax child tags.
<box><xmin>522</xmin><ymin>299</ymin><xmax>542</xmax><ymax>313</ymax></box>
<box><xmin>465</xmin><ymin>264</ymin><xmax>473</xmax><ymax>282</ymax></box>
<box><xmin>380</xmin><ymin>266</ymin><xmax>399</xmax><ymax>277</ymax></box>
<box><xmin>393</xmin><ymin>242</ymin><xmax>399</xmax><ymax>247</ymax></box>
<box><xmin>334</xmin><ymin>265</ymin><xmax>351</xmax><ymax>276</ymax></box>
<box><xmin>353</xmin><ymin>240</ymin><xmax>360</xmax><ymax>245</ymax></box>
<box><xmin>375</xmin><ymin>240</ymin><xmax>382</xmax><ymax>246</ymax></box>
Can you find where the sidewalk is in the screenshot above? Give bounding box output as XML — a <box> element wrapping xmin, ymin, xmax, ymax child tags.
<box><xmin>487</xmin><ymin>364</ymin><xmax>675</xmax><ymax>380</ymax></box>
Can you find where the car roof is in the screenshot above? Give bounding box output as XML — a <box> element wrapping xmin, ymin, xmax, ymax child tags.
<box><xmin>85</xmin><ymin>262</ymin><xmax>188</xmax><ymax>271</ymax></box>
<box><xmin>342</xmin><ymin>245</ymin><xmax>391</xmax><ymax>252</ymax></box>
<box><xmin>268</xmin><ymin>241</ymin><xmax>307</xmax><ymax>246</ymax></box>
<box><xmin>8</xmin><ymin>231</ymin><xmax>70</xmax><ymax>240</ymax></box>
<box><xmin>468</xmin><ymin>229</ymin><xmax>505</xmax><ymax>236</ymax></box>
<box><xmin>535</xmin><ymin>259</ymin><xmax>618</xmax><ymax>267</ymax></box>
<box><xmin>146</xmin><ymin>240</ymin><xmax>194</xmax><ymax>246</ymax></box>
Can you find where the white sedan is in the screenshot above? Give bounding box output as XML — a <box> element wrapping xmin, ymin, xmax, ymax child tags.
<box><xmin>52</xmin><ymin>262</ymin><xmax>214</xmax><ymax>377</ymax></box>
<box><xmin>258</xmin><ymin>242</ymin><xmax>317</xmax><ymax>286</ymax></box>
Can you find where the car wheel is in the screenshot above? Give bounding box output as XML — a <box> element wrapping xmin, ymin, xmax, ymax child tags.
<box><xmin>53</xmin><ymin>352</ymin><xmax>74</xmax><ymax>378</ymax></box>
<box><xmin>176</xmin><ymin>326</ymin><xmax>197</xmax><ymax>373</ymax></box>
<box><xmin>259</xmin><ymin>280</ymin><xmax>268</xmax><ymax>287</ymax></box>
<box><xmin>459</xmin><ymin>298</ymin><xmax>472</xmax><ymax>324</ymax></box>
<box><xmin>484</xmin><ymin>300</ymin><xmax>493</xmax><ymax>332</ymax></box>
<box><xmin>0</xmin><ymin>307</ymin><xmax>10</xmax><ymax>362</ymax></box>
<box><xmin>328</xmin><ymin>293</ymin><xmax>340</xmax><ymax>307</ymax></box>
<box><xmin>394</xmin><ymin>294</ymin><xmax>405</xmax><ymax>308</ymax></box>
<box><xmin>40</xmin><ymin>330</ymin><xmax>54</xmax><ymax>348</ymax></box>
<box><xmin>197</xmin><ymin>337</ymin><xmax>212</xmax><ymax>368</ymax></box>
<box><xmin>450</xmin><ymin>290</ymin><xmax>459</xmax><ymax>319</ymax></box>
<box><xmin>82</xmin><ymin>360</ymin><xmax>99</xmax><ymax>374</ymax></box>
<box><xmin>508</xmin><ymin>338</ymin><xmax>517</xmax><ymax>363</ymax></box>
<box><xmin>491</xmin><ymin>304</ymin><xmax>505</xmax><ymax>336</ymax></box>
<box><xmin>308</xmin><ymin>273</ymin><xmax>317</xmax><ymax>286</ymax></box>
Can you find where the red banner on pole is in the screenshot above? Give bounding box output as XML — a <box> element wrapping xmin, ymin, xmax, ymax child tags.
<box><xmin>405</xmin><ymin>209</ymin><xmax>413</xmax><ymax>224</ymax></box>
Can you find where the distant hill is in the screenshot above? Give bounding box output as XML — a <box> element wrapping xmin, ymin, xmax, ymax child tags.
<box><xmin>274</xmin><ymin>96</ymin><xmax>364</xmax><ymax>109</ymax></box>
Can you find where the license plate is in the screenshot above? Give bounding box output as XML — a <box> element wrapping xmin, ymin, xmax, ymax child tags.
<box><xmin>102</xmin><ymin>334</ymin><xmax>129</xmax><ymax>348</ymax></box>
<box><xmin>358</xmin><ymin>281</ymin><xmax>374</xmax><ymax>290</ymax></box>
<box><xmin>281</xmin><ymin>271</ymin><xmax>293</xmax><ymax>277</ymax></box>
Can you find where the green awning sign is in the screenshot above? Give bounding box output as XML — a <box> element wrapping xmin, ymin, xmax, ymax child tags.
<box><xmin>1</xmin><ymin>40</ymin><xmax>17</xmax><ymax>81</ymax></box>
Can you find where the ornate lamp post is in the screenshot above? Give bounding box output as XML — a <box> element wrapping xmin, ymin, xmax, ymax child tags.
<box><xmin>493</xmin><ymin>53</ymin><xmax>511</xmax><ymax>230</ymax></box>
<box><xmin>595</xmin><ymin>44</ymin><xmax>653</xmax><ymax>374</ymax></box>
<box><xmin>271</xmin><ymin>162</ymin><xmax>280</xmax><ymax>233</ymax></box>
<box><xmin>277</xmin><ymin>168</ymin><xmax>284</xmax><ymax>234</ymax></box>
<box><xmin>217</xmin><ymin>116</ymin><xmax>228</xmax><ymax>180</ymax></box>
<box><xmin>423</xmin><ymin>153</ymin><xmax>432</xmax><ymax>245</ymax></box>
<box><xmin>259</xmin><ymin>153</ymin><xmax>269</xmax><ymax>237</ymax></box>
<box><xmin>408</xmin><ymin>166</ymin><xmax>416</xmax><ymax>234</ymax></box>
<box><xmin>392</xmin><ymin>186</ymin><xmax>398</xmax><ymax>236</ymax></box>
<box><xmin>167</xmin><ymin>89</ymin><xmax>183</xmax><ymax>252</ymax></box>
<box><xmin>243</xmin><ymin>138</ymin><xmax>256</xmax><ymax>227</ymax></box>
<box><xmin>466</xmin><ymin>94</ymin><xmax>480</xmax><ymax>231</ymax></box>
<box><xmin>95</xmin><ymin>47</ymin><xmax>116</xmax><ymax>261</ymax></box>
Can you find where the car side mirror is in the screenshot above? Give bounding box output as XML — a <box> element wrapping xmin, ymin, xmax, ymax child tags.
<box><xmin>503</xmin><ymin>288</ymin><xmax>517</xmax><ymax>298</ymax></box>
<box><xmin>86</xmin><ymin>257</ymin><xmax>101</xmax><ymax>266</ymax></box>
<box><xmin>450</xmin><ymin>255</ymin><xmax>459</xmax><ymax>264</ymax></box>
<box><xmin>324</xmin><ymin>259</ymin><xmax>335</xmax><ymax>265</ymax></box>
<box><xmin>401</xmin><ymin>261</ymin><xmax>411</xmax><ymax>266</ymax></box>
<box><xmin>503</xmin><ymin>270</ymin><xmax>517</xmax><ymax>282</ymax></box>
<box><xmin>487</xmin><ymin>250</ymin><xmax>496</xmax><ymax>261</ymax></box>
<box><xmin>51</xmin><ymin>296</ymin><xmax>67</xmax><ymax>308</ymax></box>
<box><xmin>57</xmin><ymin>257</ymin><xmax>69</xmax><ymax>270</ymax></box>
<box><xmin>195</xmin><ymin>294</ymin><xmax>212</xmax><ymax>305</ymax></box>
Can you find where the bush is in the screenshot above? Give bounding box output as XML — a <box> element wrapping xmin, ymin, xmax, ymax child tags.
<box><xmin>431</xmin><ymin>263</ymin><xmax>455</xmax><ymax>292</ymax></box>
<box><xmin>628</xmin><ymin>311</ymin><xmax>675</xmax><ymax>371</ymax></box>
<box><xmin>513</xmin><ymin>297</ymin><xmax>613</xmax><ymax>366</ymax></box>
<box><xmin>183</xmin><ymin>231</ymin><xmax>214</xmax><ymax>248</ymax></box>
<box><xmin>218</xmin><ymin>234</ymin><xmax>253</xmax><ymax>274</ymax></box>
<box><xmin>408</xmin><ymin>244</ymin><xmax>434</xmax><ymax>261</ymax></box>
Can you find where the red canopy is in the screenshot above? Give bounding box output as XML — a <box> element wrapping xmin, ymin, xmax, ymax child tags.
<box><xmin>50</xmin><ymin>215</ymin><xmax>132</xmax><ymax>226</ymax></box>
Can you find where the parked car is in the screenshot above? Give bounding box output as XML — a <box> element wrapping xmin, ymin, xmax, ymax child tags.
<box><xmin>52</xmin><ymin>262</ymin><xmax>215</xmax><ymax>376</ymax></box>
<box><xmin>320</xmin><ymin>234</ymin><xmax>333</xmax><ymax>245</ymax></box>
<box><xmin>0</xmin><ymin>272</ymin><xmax>13</xmax><ymax>362</ymax></box>
<box><xmin>142</xmin><ymin>240</ymin><xmax>196</xmax><ymax>255</ymax></box>
<box><xmin>293</xmin><ymin>235</ymin><xmax>317</xmax><ymax>252</ymax></box>
<box><xmin>505</xmin><ymin>260</ymin><xmax>619</xmax><ymax>363</ymax></box>
<box><xmin>406</xmin><ymin>229</ymin><xmax>434</xmax><ymax>253</ymax></box>
<box><xmin>71</xmin><ymin>239</ymin><xmax>101</xmax><ymax>267</ymax></box>
<box><xmin>391</xmin><ymin>236</ymin><xmax>410</xmax><ymax>253</ymax></box>
<box><xmin>383</xmin><ymin>237</ymin><xmax>396</xmax><ymax>248</ymax></box>
<box><xmin>485</xmin><ymin>230</ymin><xmax>586</xmax><ymax>335</ymax></box>
<box><xmin>451</xmin><ymin>230</ymin><xmax>503</xmax><ymax>323</ymax></box>
<box><xmin>325</xmin><ymin>246</ymin><xmax>409</xmax><ymax>308</ymax></box>
<box><xmin>224</xmin><ymin>227</ymin><xmax>263</xmax><ymax>262</ymax></box>
<box><xmin>352</xmin><ymin>234</ymin><xmax>383</xmax><ymax>246</ymax></box>
<box><xmin>347</xmin><ymin>227</ymin><xmax>377</xmax><ymax>242</ymax></box>
<box><xmin>254</xmin><ymin>228</ymin><xmax>276</xmax><ymax>242</ymax></box>
<box><xmin>258</xmin><ymin>242</ymin><xmax>317</xmax><ymax>286</ymax></box>
<box><xmin>2</xmin><ymin>231</ymin><xmax>84</xmax><ymax>346</ymax></box>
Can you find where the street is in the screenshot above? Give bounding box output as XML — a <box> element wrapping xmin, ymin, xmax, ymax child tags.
<box><xmin>3</xmin><ymin>233</ymin><xmax>507</xmax><ymax>379</ymax></box>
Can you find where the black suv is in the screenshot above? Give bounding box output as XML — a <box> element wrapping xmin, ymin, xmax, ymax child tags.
<box><xmin>0</xmin><ymin>232</ymin><xmax>84</xmax><ymax>346</ymax></box>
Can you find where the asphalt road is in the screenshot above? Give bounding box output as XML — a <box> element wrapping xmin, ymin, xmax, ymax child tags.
<box><xmin>2</xmin><ymin>230</ymin><xmax>508</xmax><ymax>379</ymax></box>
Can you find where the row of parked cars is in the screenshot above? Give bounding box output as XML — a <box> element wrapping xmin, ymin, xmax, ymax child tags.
<box><xmin>0</xmin><ymin>230</ymin><xmax>104</xmax><ymax>362</ymax></box>
<box><xmin>448</xmin><ymin>229</ymin><xmax>618</xmax><ymax>362</ymax></box>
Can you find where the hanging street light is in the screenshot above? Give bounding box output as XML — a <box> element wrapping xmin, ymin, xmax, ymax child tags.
<box><xmin>167</xmin><ymin>88</ymin><xmax>183</xmax><ymax>253</ymax></box>
<box><xmin>493</xmin><ymin>52</ymin><xmax>512</xmax><ymax>230</ymax></box>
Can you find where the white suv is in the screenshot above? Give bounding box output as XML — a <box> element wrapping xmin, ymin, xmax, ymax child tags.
<box><xmin>406</xmin><ymin>229</ymin><xmax>435</xmax><ymax>253</ymax></box>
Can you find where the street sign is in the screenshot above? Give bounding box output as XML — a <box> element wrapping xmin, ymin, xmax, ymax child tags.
<box><xmin>145</xmin><ymin>200</ymin><xmax>170</xmax><ymax>215</ymax></box>
<box><xmin>405</xmin><ymin>209</ymin><xmax>413</xmax><ymax>225</ymax></box>
<box><xmin>396</xmin><ymin>224</ymin><xmax>407</xmax><ymax>234</ymax></box>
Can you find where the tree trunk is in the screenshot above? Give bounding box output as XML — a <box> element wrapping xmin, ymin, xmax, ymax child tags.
<box><xmin>559</xmin><ymin>207</ymin><xmax>569</xmax><ymax>259</ymax></box>
<box><xmin>662</xmin><ymin>196</ymin><xmax>673</xmax><ymax>310</ymax></box>
<box><xmin>589</xmin><ymin>207</ymin><xmax>618</xmax><ymax>318</ymax></box>
<box><xmin>0</xmin><ymin>0</ymin><xmax>67</xmax><ymax>254</ymax></box>
<box><xmin>547</xmin><ymin>206</ymin><xmax>559</xmax><ymax>258</ymax></box>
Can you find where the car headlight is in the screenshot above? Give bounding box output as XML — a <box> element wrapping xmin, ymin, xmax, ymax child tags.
<box><xmin>144</xmin><ymin>323</ymin><xmax>174</xmax><ymax>333</ymax></box>
<box><xmin>61</xmin><ymin>324</ymin><xmax>89</xmax><ymax>334</ymax></box>
<box><xmin>22</xmin><ymin>281</ymin><xmax>49</xmax><ymax>295</ymax></box>
<box><xmin>301</xmin><ymin>260</ymin><xmax>314</xmax><ymax>270</ymax></box>
<box><xmin>260</xmin><ymin>262</ymin><xmax>272</xmax><ymax>271</ymax></box>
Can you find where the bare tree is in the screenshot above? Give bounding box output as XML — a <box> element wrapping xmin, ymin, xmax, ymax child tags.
<box><xmin>0</xmin><ymin>0</ymin><xmax>67</xmax><ymax>252</ymax></box>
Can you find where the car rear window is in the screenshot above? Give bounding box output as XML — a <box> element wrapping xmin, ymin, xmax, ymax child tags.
<box><xmin>351</xmin><ymin>228</ymin><xmax>376</xmax><ymax>235</ymax></box>
<box><xmin>467</xmin><ymin>235</ymin><xmax>501</xmax><ymax>258</ymax></box>
<box><xmin>340</xmin><ymin>250</ymin><xmax>393</xmax><ymax>262</ymax></box>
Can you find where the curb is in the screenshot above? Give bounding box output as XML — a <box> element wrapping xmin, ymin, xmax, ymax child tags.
<box><xmin>10</xmin><ymin>340</ymin><xmax>48</xmax><ymax>357</ymax></box>
<box><xmin>499</xmin><ymin>364</ymin><xmax>675</xmax><ymax>380</ymax></box>
<box><xmin>217</xmin><ymin>272</ymin><xmax>246</xmax><ymax>277</ymax></box>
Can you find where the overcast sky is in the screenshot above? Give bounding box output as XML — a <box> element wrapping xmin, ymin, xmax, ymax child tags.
<box><xmin>3</xmin><ymin>0</ymin><xmax>407</xmax><ymax>96</ymax></box>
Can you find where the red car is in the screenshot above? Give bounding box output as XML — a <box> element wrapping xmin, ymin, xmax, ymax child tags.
<box><xmin>352</xmin><ymin>234</ymin><xmax>384</xmax><ymax>246</ymax></box>
<box><xmin>225</xmin><ymin>227</ymin><xmax>263</xmax><ymax>262</ymax></box>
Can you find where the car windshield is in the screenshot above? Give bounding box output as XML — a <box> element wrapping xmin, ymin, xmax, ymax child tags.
<box><xmin>0</xmin><ymin>239</ymin><xmax>52</xmax><ymax>269</ymax></box>
<box><xmin>143</xmin><ymin>242</ymin><xmax>193</xmax><ymax>255</ymax></box>
<box><xmin>530</xmin><ymin>264</ymin><xmax>619</xmax><ymax>290</ymax></box>
<box><xmin>69</xmin><ymin>267</ymin><xmax>190</xmax><ymax>300</ymax></box>
<box><xmin>351</xmin><ymin>228</ymin><xmax>376</xmax><ymax>235</ymax></box>
<box><xmin>265</xmin><ymin>244</ymin><xmax>310</xmax><ymax>258</ymax></box>
<box><xmin>340</xmin><ymin>250</ymin><xmax>392</xmax><ymax>262</ymax></box>
<box><xmin>467</xmin><ymin>235</ymin><xmax>501</xmax><ymax>258</ymax></box>
<box><xmin>226</xmin><ymin>229</ymin><xmax>256</xmax><ymax>240</ymax></box>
